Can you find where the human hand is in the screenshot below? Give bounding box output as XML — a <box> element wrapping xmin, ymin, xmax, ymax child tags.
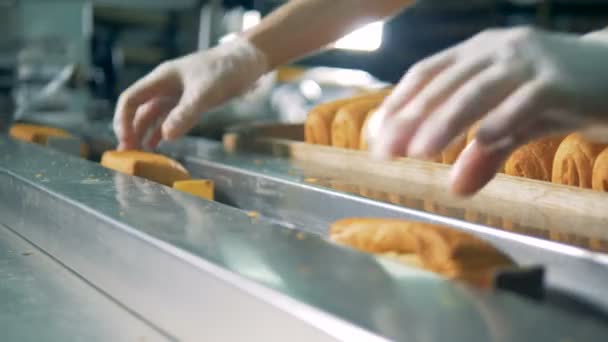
<box><xmin>113</xmin><ymin>38</ymin><xmax>268</xmax><ymax>150</ymax></box>
<box><xmin>367</xmin><ymin>27</ymin><xmax>608</xmax><ymax>195</ymax></box>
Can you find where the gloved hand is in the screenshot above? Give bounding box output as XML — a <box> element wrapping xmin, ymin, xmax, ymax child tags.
<box><xmin>366</xmin><ymin>26</ymin><xmax>608</xmax><ymax>195</ymax></box>
<box><xmin>113</xmin><ymin>38</ymin><xmax>269</xmax><ymax>150</ymax></box>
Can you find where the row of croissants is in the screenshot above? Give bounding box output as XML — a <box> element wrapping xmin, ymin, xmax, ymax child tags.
<box><xmin>304</xmin><ymin>89</ymin><xmax>608</xmax><ymax>192</ymax></box>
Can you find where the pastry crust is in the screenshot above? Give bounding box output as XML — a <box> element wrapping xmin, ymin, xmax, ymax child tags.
<box><xmin>330</xmin><ymin>218</ymin><xmax>418</xmax><ymax>254</ymax></box>
<box><xmin>359</xmin><ymin>108</ymin><xmax>377</xmax><ymax>151</ymax></box>
<box><xmin>101</xmin><ymin>150</ymin><xmax>191</xmax><ymax>186</ymax></box>
<box><xmin>330</xmin><ymin>218</ymin><xmax>514</xmax><ymax>281</ymax></box>
<box><xmin>332</xmin><ymin>99</ymin><xmax>383</xmax><ymax>149</ymax></box>
<box><xmin>173</xmin><ymin>179</ymin><xmax>214</xmax><ymax>200</ymax></box>
<box><xmin>304</xmin><ymin>90</ymin><xmax>389</xmax><ymax>145</ymax></box>
<box><xmin>552</xmin><ymin>133</ymin><xmax>607</xmax><ymax>188</ymax></box>
<box><xmin>592</xmin><ymin>147</ymin><xmax>608</xmax><ymax>191</ymax></box>
<box><xmin>505</xmin><ymin>136</ymin><xmax>564</xmax><ymax>181</ymax></box>
<box><xmin>10</xmin><ymin>123</ymin><xmax>89</xmax><ymax>157</ymax></box>
<box><xmin>10</xmin><ymin>123</ymin><xmax>71</xmax><ymax>144</ymax></box>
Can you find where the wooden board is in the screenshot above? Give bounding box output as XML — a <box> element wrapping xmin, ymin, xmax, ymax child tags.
<box><xmin>223</xmin><ymin>123</ymin><xmax>608</xmax><ymax>252</ymax></box>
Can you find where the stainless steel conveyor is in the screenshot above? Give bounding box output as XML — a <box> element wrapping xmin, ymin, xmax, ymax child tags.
<box><xmin>0</xmin><ymin>221</ymin><xmax>167</xmax><ymax>342</ymax></box>
<box><xmin>1</xmin><ymin>136</ymin><xmax>608</xmax><ymax>341</ymax></box>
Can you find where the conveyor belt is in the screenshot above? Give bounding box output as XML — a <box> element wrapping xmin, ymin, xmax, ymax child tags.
<box><xmin>160</xmin><ymin>137</ymin><xmax>608</xmax><ymax>314</ymax></box>
<box><xmin>0</xmin><ymin>222</ymin><xmax>167</xmax><ymax>342</ymax></box>
<box><xmin>1</xmin><ymin>136</ymin><xmax>608</xmax><ymax>341</ymax></box>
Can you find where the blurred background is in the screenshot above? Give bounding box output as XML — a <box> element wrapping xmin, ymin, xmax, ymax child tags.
<box><xmin>2</xmin><ymin>0</ymin><xmax>608</xmax><ymax>138</ymax></box>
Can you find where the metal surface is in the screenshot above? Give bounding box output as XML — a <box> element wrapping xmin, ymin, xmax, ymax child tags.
<box><xmin>0</xmin><ymin>223</ymin><xmax>167</xmax><ymax>342</ymax></box>
<box><xmin>1</xmin><ymin>138</ymin><xmax>608</xmax><ymax>341</ymax></box>
<box><xmin>159</xmin><ymin>137</ymin><xmax>608</xmax><ymax>313</ymax></box>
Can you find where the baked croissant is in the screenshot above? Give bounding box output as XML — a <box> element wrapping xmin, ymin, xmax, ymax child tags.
<box><xmin>304</xmin><ymin>90</ymin><xmax>389</xmax><ymax>145</ymax></box>
<box><xmin>330</xmin><ymin>218</ymin><xmax>514</xmax><ymax>281</ymax></box>
<box><xmin>592</xmin><ymin>147</ymin><xmax>608</xmax><ymax>191</ymax></box>
<box><xmin>330</xmin><ymin>218</ymin><xmax>417</xmax><ymax>254</ymax></box>
<box><xmin>504</xmin><ymin>136</ymin><xmax>564</xmax><ymax>181</ymax></box>
<box><xmin>332</xmin><ymin>99</ymin><xmax>383</xmax><ymax>149</ymax></box>
<box><xmin>552</xmin><ymin>133</ymin><xmax>607</xmax><ymax>188</ymax></box>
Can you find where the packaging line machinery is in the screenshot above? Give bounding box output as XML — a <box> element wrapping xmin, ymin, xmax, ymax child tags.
<box><xmin>1</xmin><ymin>122</ymin><xmax>608</xmax><ymax>341</ymax></box>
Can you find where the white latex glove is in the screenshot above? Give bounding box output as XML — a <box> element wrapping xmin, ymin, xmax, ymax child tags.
<box><xmin>113</xmin><ymin>38</ymin><xmax>268</xmax><ymax>150</ymax></box>
<box><xmin>367</xmin><ymin>26</ymin><xmax>608</xmax><ymax>196</ymax></box>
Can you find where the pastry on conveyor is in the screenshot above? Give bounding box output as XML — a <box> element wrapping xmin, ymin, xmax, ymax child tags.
<box><xmin>173</xmin><ymin>179</ymin><xmax>214</xmax><ymax>200</ymax></box>
<box><xmin>504</xmin><ymin>136</ymin><xmax>564</xmax><ymax>181</ymax></box>
<box><xmin>9</xmin><ymin>123</ymin><xmax>89</xmax><ymax>157</ymax></box>
<box><xmin>592</xmin><ymin>147</ymin><xmax>608</xmax><ymax>191</ymax></box>
<box><xmin>552</xmin><ymin>133</ymin><xmax>607</xmax><ymax>188</ymax></box>
<box><xmin>330</xmin><ymin>218</ymin><xmax>514</xmax><ymax>283</ymax></box>
<box><xmin>330</xmin><ymin>218</ymin><xmax>418</xmax><ymax>254</ymax></box>
<box><xmin>304</xmin><ymin>90</ymin><xmax>390</xmax><ymax>145</ymax></box>
<box><xmin>10</xmin><ymin>123</ymin><xmax>71</xmax><ymax>144</ymax></box>
<box><xmin>332</xmin><ymin>99</ymin><xmax>383</xmax><ymax>149</ymax></box>
<box><xmin>101</xmin><ymin>150</ymin><xmax>191</xmax><ymax>186</ymax></box>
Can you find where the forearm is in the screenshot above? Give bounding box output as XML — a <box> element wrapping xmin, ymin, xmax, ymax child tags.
<box><xmin>242</xmin><ymin>0</ymin><xmax>412</xmax><ymax>70</ymax></box>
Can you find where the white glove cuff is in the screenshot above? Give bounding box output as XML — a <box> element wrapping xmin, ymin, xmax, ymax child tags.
<box><xmin>215</xmin><ymin>37</ymin><xmax>269</xmax><ymax>82</ymax></box>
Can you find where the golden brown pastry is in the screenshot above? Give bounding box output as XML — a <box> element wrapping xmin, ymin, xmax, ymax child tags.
<box><xmin>101</xmin><ymin>150</ymin><xmax>191</xmax><ymax>186</ymax></box>
<box><xmin>332</xmin><ymin>99</ymin><xmax>384</xmax><ymax>149</ymax></box>
<box><xmin>592</xmin><ymin>147</ymin><xmax>608</xmax><ymax>191</ymax></box>
<box><xmin>10</xmin><ymin>123</ymin><xmax>89</xmax><ymax>158</ymax></box>
<box><xmin>304</xmin><ymin>91</ymin><xmax>389</xmax><ymax>145</ymax></box>
<box><xmin>330</xmin><ymin>218</ymin><xmax>418</xmax><ymax>254</ymax></box>
<box><xmin>409</xmin><ymin>222</ymin><xmax>512</xmax><ymax>273</ymax></box>
<box><xmin>553</xmin><ymin>133</ymin><xmax>607</xmax><ymax>188</ymax></box>
<box><xmin>380</xmin><ymin>252</ymin><xmax>423</xmax><ymax>268</ymax></box>
<box><xmin>330</xmin><ymin>218</ymin><xmax>514</xmax><ymax>282</ymax></box>
<box><xmin>173</xmin><ymin>179</ymin><xmax>214</xmax><ymax>200</ymax></box>
<box><xmin>10</xmin><ymin>123</ymin><xmax>71</xmax><ymax>144</ymax></box>
<box><xmin>359</xmin><ymin>108</ymin><xmax>377</xmax><ymax>151</ymax></box>
<box><xmin>504</xmin><ymin>136</ymin><xmax>564</xmax><ymax>181</ymax></box>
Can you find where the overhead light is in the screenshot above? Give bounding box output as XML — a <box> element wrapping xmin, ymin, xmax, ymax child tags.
<box><xmin>218</xmin><ymin>10</ymin><xmax>261</xmax><ymax>45</ymax></box>
<box><xmin>334</xmin><ymin>21</ymin><xmax>384</xmax><ymax>52</ymax></box>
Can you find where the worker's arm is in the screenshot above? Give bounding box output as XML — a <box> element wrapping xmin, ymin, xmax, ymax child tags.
<box><xmin>244</xmin><ymin>0</ymin><xmax>411</xmax><ymax>69</ymax></box>
<box><xmin>113</xmin><ymin>0</ymin><xmax>412</xmax><ymax>150</ymax></box>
